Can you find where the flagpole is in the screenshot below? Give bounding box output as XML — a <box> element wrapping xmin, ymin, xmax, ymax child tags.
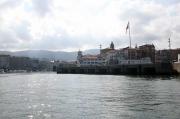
<box><xmin>126</xmin><ymin>21</ymin><xmax>132</xmax><ymax>64</ymax></box>
<box><xmin>168</xmin><ymin>36</ymin><xmax>171</xmax><ymax>63</ymax></box>
<box><xmin>128</xmin><ymin>22</ymin><xmax>131</xmax><ymax>64</ymax></box>
<box><xmin>129</xmin><ymin>22</ymin><xmax>131</xmax><ymax>48</ymax></box>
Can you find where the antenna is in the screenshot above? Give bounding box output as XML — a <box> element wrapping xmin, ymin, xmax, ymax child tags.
<box><xmin>168</xmin><ymin>33</ymin><xmax>172</xmax><ymax>63</ymax></box>
<box><xmin>168</xmin><ymin>38</ymin><xmax>171</xmax><ymax>50</ymax></box>
<box><xmin>168</xmin><ymin>31</ymin><xmax>173</xmax><ymax>50</ymax></box>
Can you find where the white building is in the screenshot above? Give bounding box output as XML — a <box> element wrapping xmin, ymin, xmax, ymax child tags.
<box><xmin>77</xmin><ymin>42</ymin><xmax>153</xmax><ymax>66</ymax></box>
<box><xmin>105</xmin><ymin>48</ymin><xmax>152</xmax><ymax>65</ymax></box>
<box><xmin>77</xmin><ymin>51</ymin><xmax>105</xmax><ymax>66</ymax></box>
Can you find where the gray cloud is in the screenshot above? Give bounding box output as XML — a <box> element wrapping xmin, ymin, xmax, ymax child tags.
<box><xmin>0</xmin><ymin>0</ymin><xmax>22</xmax><ymax>9</ymax></box>
<box><xmin>0</xmin><ymin>20</ymin><xmax>32</xmax><ymax>50</ymax></box>
<box><xmin>0</xmin><ymin>0</ymin><xmax>179</xmax><ymax>51</ymax></box>
<box><xmin>0</xmin><ymin>29</ymin><xmax>19</xmax><ymax>50</ymax></box>
<box><xmin>31</xmin><ymin>0</ymin><xmax>52</xmax><ymax>16</ymax></box>
<box><xmin>152</xmin><ymin>0</ymin><xmax>180</xmax><ymax>5</ymax></box>
<box><xmin>12</xmin><ymin>21</ymin><xmax>32</xmax><ymax>41</ymax></box>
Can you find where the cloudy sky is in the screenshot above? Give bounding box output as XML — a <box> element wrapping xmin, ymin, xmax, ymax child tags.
<box><xmin>0</xmin><ymin>0</ymin><xmax>179</xmax><ymax>51</ymax></box>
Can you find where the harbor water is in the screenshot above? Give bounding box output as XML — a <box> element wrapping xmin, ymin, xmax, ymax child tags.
<box><xmin>0</xmin><ymin>73</ymin><xmax>180</xmax><ymax>119</ymax></box>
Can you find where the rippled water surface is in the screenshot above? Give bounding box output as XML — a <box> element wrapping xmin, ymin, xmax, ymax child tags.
<box><xmin>0</xmin><ymin>73</ymin><xmax>180</xmax><ymax>119</ymax></box>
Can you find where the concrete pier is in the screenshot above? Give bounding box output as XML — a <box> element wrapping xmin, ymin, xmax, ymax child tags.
<box><xmin>57</xmin><ymin>63</ymin><xmax>178</xmax><ymax>75</ymax></box>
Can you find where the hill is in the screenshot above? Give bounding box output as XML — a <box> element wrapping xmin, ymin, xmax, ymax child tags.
<box><xmin>0</xmin><ymin>49</ymin><xmax>99</xmax><ymax>61</ymax></box>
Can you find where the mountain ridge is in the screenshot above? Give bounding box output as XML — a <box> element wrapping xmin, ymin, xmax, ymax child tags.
<box><xmin>0</xmin><ymin>49</ymin><xmax>99</xmax><ymax>61</ymax></box>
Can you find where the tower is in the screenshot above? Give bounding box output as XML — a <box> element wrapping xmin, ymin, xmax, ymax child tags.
<box><xmin>77</xmin><ymin>50</ymin><xmax>82</xmax><ymax>61</ymax></box>
<box><xmin>99</xmin><ymin>44</ymin><xmax>102</xmax><ymax>54</ymax></box>
<box><xmin>110</xmin><ymin>41</ymin><xmax>114</xmax><ymax>49</ymax></box>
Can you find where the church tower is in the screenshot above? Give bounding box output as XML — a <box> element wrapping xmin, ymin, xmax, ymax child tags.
<box><xmin>110</xmin><ymin>41</ymin><xmax>114</xmax><ymax>49</ymax></box>
<box><xmin>77</xmin><ymin>50</ymin><xmax>83</xmax><ymax>64</ymax></box>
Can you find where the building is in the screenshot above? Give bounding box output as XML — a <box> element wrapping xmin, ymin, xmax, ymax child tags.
<box><xmin>77</xmin><ymin>51</ymin><xmax>105</xmax><ymax>66</ymax></box>
<box><xmin>31</xmin><ymin>59</ymin><xmax>40</xmax><ymax>71</ymax></box>
<box><xmin>170</xmin><ymin>49</ymin><xmax>180</xmax><ymax>62</ymax></box>
<box><xmin>172</xmin><ymin>54</ymin><xmax>180</xmax><ymax>74</ymax></box>
<box><xmin>155</xmin><ymin>50</ymin><xmax>170</xmax><ymax>63</ymax></box>
<box><xmin>105</xmin><ymin>48</ymin><xmax>152</xmax><ymax>65</ymax></box>
<box><xmin>139</xmin><ymin>44</ymin><xmax>155</xmax><ymax>63</ymax></box>
<box><xmin>100</xmin><ymin>41</ymin><xmax>115</xmax><ymax>55</ymax></box>
<box><xmin>0</xmin><ymin>55</ymin><xmax>10</xmax><ymax>69</ymax></box>
<box><xmin>105</xmin><ymin>50</ymin><xmax>119</xmax><ymax>65</ymax></box>
<box><xmin>105</xmin><ymin>44</ymin><xmax>154</xmax><ymax>65</ymax></box>
<box><xmin>0</xmin><ymin>54</ymin><xmax>62</xmax><ymax>72</ymax></box>
<box><xmin>9</xmin><ymin>56</ymin><xmax>32</xmax><ymax>70</ymax></box>
<box><xmin>155</xmin><ymin>49</ymin><xmax>180</xmax><ymax>63</ymax></box>
<box><xmin>76</xmin><ymin>42</ymin><xmax>116</xmax><ymax>67</ymax></box>
<box><xmin>38</xmin><ymin>60</ymin><xmax>54</xmax><ymax>71</ymax></box>
<box><xmin>77</xmin><ymin>42</ymin><xmax>155</xmax><ymax>66</ymax></box>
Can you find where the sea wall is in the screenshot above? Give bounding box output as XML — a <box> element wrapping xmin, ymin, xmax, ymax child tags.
<box><xmin>57</xmin><ymin>63</ymin><xmax>178</xmax><ymax>75</ymax></box>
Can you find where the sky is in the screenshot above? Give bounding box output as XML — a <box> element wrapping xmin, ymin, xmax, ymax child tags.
<box><xmin>0</xmin><ymin>0</ymin><xmax>179</xmax><ymax>51</ymax></box>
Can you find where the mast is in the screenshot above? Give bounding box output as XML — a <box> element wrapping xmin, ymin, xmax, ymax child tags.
<box><xmin>168</xmin><ymin>37</ymin><xmax>172</xmax><ymax>63</ymax></box>
<box><xmin>126</xmin><ymin>21</ymin><xmax>131</xmax><ymax>48</ymax></box>
<box><xmin>129</xmin><ymin>22</ymin><xmax>131</xmax><ymax>48</ymax></box>
<box><xmin>168</xmin><ymin>37</ymin><xmax>171</xmax><ymax>50</ymax></box>
<box><xmin>127</xmin><ymin>21</ymin><xmax>132</xmax><ymax>63</ymax></box>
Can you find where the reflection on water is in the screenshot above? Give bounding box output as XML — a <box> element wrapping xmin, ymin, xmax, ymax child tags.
<box><xmin>0</xmin><ymin>73</ymin><xmax>180</xmax><ymax>119</ymax></box>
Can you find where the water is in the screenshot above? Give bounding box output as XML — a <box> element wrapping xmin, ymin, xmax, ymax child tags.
<box><xmin>0</xmin><ymin>73</ymin><xmax>180</xmax><ymax>119</ymax></box>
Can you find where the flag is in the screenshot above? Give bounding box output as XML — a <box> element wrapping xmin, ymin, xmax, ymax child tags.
<box><xmin>126</xmin><ymin>22</ymin><xmax>130</xmax><ymax>34</ymax></box>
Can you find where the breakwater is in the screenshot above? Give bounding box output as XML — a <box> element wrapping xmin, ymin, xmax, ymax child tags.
<box><xmin>57</xmin><ymin>63</ymin><xmax>178</xmax><ymax>75</ymax></box>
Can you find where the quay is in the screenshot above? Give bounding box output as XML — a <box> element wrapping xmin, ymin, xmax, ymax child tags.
<box><xmin>57</xmin><ymin>63</ymin><xmax>178</xmax><ymax>75</ymax></box>
<box><xmin>57</xmin><ymin>42</ymin><xmax>180</xmax><ymax>75</ymax></box>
